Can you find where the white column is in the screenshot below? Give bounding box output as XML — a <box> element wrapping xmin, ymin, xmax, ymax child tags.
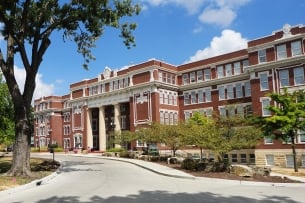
<box><xmin>150</xmin><ymin>69</ymin><xmax>155</xmax><ymax>82</ymax></box>
<box><xmin>114</xmin><ymin>104</ymin><xmax>121</xmax><ymax>148</ymax></box>
<box><xmin>86</xmin><ymin>108</ymin><xmax>93</xmax><ymax>148</ymax></box>
<box><xmin>129</xmin><ymin>75</ymin><xmax>133</xmax><ymax>86</ymax></box>
<box><xmin>99</xmin><ymin>106</ymin><xmax>106</xmax><ymax>151</ymax></box>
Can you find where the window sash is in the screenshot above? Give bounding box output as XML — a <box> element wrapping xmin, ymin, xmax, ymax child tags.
<box><xmin>197</xmin><ymin>70</ymin><xmax>203</xmax><ymax>81</ymax></box>
<box><xmin>205</xmin><ymin>89</ymin><xmax>211</xmax><ymax>102</ymax></box>
<box><xmin>245</xmin><ymin>81</ymin><xmax>251</xmax><ymax>97</ymax></box>
<box><xmin>260</xmin><ymin>73</ymin><xmax>269</xmax><ymax>90</ymax></box>
<box><xmin>234</xmin><ymin>62</ymin><xmax>241</xmax><ymax>75</ymax></box>
<box><xmin>227</xmin><ymin>85</ymin><xmax>234</xmax><ymax>99</ymax></box>
<box><xmin>279</xmin><ymin>70</ymin><xmax>289</xmax><ymax>87</ymax></box>
<box><xmin>225</xmin><ymin>64</ymin><xmax>232</xmax><ymax>76</ymax></box>
<box><xmin>258</xmin><ymin>50</ymin><xmax>266</xmax><ymax>63</ymax></box>
<box><xmin>294</xmin><ymin>67</ymin><xmax>304</xmax><ymax>85</ymax></box>
<box><xmin>277</xmin><ymin>44</ymin><xmax>287</xmax><ymax>59</ymax></box>
<box><xmin>204</xmin><ymin>69</ymin><xmax>211</xmax><ymax>80</ymax></box>
<box><xmin>217</xmin><ymin>66</ymin><xmax>224</xmax><ymax>78</ymax></box>
<box><xmin>190</xmin><ymin>72</ymin><xmax>196</xmax><ymax>83</ymax></box>
<box><xmin>183</xmin><ymin>74</ymin><xmax>189</xmax><ymax>85</ymax></box>
<box><xmin>219</xmin><ymin>86</ymin><xmax>225</xmax><ymax>100</ymax></box>
<box><xmin>291</xmin><ymin>41</ymin><xmax>302</xmax><ymax>56</ymax></box>
<box><xmin>262</xmin><ymin>98</ymin><xmax>271</xmax><ymax>116</ymax></box>
<box><xmin>235</xmin><ymin>83</ymin><xmax>242</xmax><ymax>98</ymax></box>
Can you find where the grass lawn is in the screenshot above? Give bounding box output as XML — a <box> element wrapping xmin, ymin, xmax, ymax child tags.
<box><xmin>0</xmin><ymin>156</ymin><xmax>59</xmax><ymax>191</ymax></box>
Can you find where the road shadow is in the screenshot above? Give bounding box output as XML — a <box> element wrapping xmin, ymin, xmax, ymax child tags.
<box><xmin>35</xmin><ymin>190</ymin><xmax>300</xmax><ymax>203</ymax></box>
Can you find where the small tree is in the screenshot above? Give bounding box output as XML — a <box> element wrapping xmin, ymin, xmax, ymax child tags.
<box><xmin>0</xmin><ymin>73</ymin><xmax>14</xmax><ymax>147</ymax></box>
<box><xmin>260</xmin><ymin>89</ymin><xmax>305</xmax><ymax>172</ymax></box>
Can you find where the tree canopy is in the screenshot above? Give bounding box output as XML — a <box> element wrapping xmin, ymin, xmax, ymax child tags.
<box><xmin>260</xmin><ymin>89</ymin><xmax>305</xmax><ymax>172</ymax></box>
<box><xmin>0</xmin><ymin>0</ymin><xmax>140</xmax><ymax>176</ymax></box>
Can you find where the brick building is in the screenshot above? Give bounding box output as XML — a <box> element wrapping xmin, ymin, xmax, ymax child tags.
<box><xmin>34</xmin><ymin>24</ymin><xmax>305</xmax><ymax>168</ymax></box>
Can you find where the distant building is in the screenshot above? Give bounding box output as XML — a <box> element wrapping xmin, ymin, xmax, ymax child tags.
<box><xmin>34</xmin><ymin>24</ymin><xmax>305</xmax><ymax>168</ymax></box>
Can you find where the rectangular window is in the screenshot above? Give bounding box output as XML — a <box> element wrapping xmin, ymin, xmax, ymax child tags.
<box><xmin>183</xmin><ymin>74</ymin><xmax>189</xmax><ymax>85</ymax></box>
<box><xmin>190</xmin><ymin>72</ymin><xmax>196</xmax><ymax>83</ymax></box>
<box><xmin>198</xmin><ymin>90</ymin><xmax>204</xmax><ymax>103</ymax></box>
<box><xmin>298</xmin><ymin>131</ymin><xmax>305</xmax><ymax>143</ymax></box>
<box><xmin>169</xmin><ymin>112</ymin><xmax>174</xmax><ymax>125</ymax></box>
<box><xmin>167</xmin><ymin>74</ymin><xmax>171</xmax><ymax>83</ymax></box>
<box><xmin>261</xmin><ymin>98</ymin><xmax>271</xmax><ymax>116</ymax></box>
<box><xmin>260</xmin><ymin>73</ymin><xmax>269</xmax><ymax>90</ymax></box>
<box><xmin>159</xmin><ymin>92</ymin><xmax>164</xmax><ymax>104</ymax></box>
<box><xmin>231</xmin><ymin>154</ymin><xmax>238</xmax><ymax>163</ymax></box>
<box><xmin>197</xmin><ymin>70</ymin><xmax>203</xmax><ymax>81</ymax></box>
<box><xmin>120</xmin><ymin>116</ymin><xmax>127</xmax><ymax>129</ymax></box>
<box><xmin>237</xmin><ymin>106</ymin><xmax>244</xmax><ymax>117</ymax></box>
<box><xmin>206</xmin><ymin>108</ymin><xmax>212</xmax><ymax>117</ymax></box>
<box><xmin>174</xmin><ymin>113</ymin><xmax>178</xmax><ymax>124</ymax></box>
<box><xmin>291</xmin><ymin>41</ymin><xmax>302</xmax><ymax>56</ymax></box>
<box><xmin>277</xmin><ymin>44</ymin><xmax>287</xmax><ymax>60</ymax></box>
<box><xmin>164</xmin><ymin>92</ymin><xmax>169</xmax><ymax>104</ymax></box>
<box><xmin>286</xmin><ymin>155</ymin><xmax>294</xmax><ymax>168</ymax></box>
<box><xmin>279</xmin><ymin>69</ymin><xmax>289</xmax><ymax>87</ymax></box>
<box><xmin>184</xmin><ymin>112</ymin><xmax>191</xmax><ymax>120</ymax></box>
<box><xmin>265</xmin><ymin>154</ymin><xmax>274</xmax><ymax>166</ymax></box>
<box><xmin>258</xmin><ymin>49</ymin><xmax>266</xmax><ymax>63</ymax></box>
<box><xmin>250</xmin><ymin>154</ymin><xmax>255</xmax><ymax>164</ymax></box>
<box><xmin>171</xmin><ymin>75</ymin><xmax>176</xmax><ymax>84</ymax></box>
<box><xmin>225</xmin><ymin>64</ymin><xmax>232</xmax><ymax>76</ymax></box>
<box><xmin>294</xmin><ymin>67</ymin><xmax>304</xmax><ymax>85</ymax></box>
<box><xmin>164</xmin><ymin>112</ymin><xmax>169</xmax><ymax>124</ymax></box>
<box><xmin>184</xmin><ymin>93</ymin><xmax>190</xmax><ymax>105</ymax></box>
<box><xmin>160</xmin><ymin>111</ymin><xmax>164</xmax><ymax>124</ymax></box>
<box><xmin>264</xmin><ymin>136</ymin><xmax>273</xmax><ymax>144</ymax></box>
<box><xmin>235</xmin><ymin>83</ymin><xmax>242</xmax><ymax>98</ymax></box>
<box><xmin>219</xmin><ymin>86</ymin><xmax>225</xmax><ymax>100</ymax></box>
<box><xmin>240</xmin><ymin>154</ymin><xmax>247</xmax><ymax>163</ymax></box>
<box><xmin>245</xmin><ymin>81</ymin><xmax>251</xmax><ymax>97</ymax></box>
<box><xmin>242</xmin><ymin>59</ymin><xmax>249</xmax><ymax>69</ymax></box>
<box><xmin>162</xmin><ymin>72</ymin><xmax>167</xmax><ymax>83</ymax></box>
<box><xmin>219</xmin><ymin>107</ymin><xmax>226</xmax><ymax>117</ymax></box>
<box><xmin>114</xmin><ymin>81</ymin><xmax>118</xmax><ymax>90</ymax></box>
<box><xmin>227</xmin><ymin>84</ymin><xmax>234</xmax><ymax>99</ymax></box>
<box><xmin>204</xmin><ymin>69</ymin><xmax>211</xmax><ymax>80</ymax></box>
<box><xmin>205</xmin><ymin>88</ymin><xmax>211</xmax><ymax>102</ymax></box>
<box><xmin>234</xmin><ymin>62</ymin><xmax>241</xmax><ymax>75</ymax></box>
<box><xmin>124</xmin><ymin>78</ymin><xmax>129</xmax><ymax>87</ymax></box>
<box><xmin>191</xmin><ymin>91</ymin><xmax>197</xmax><ymax>104</ymax></box>
<box><xmin>217</xmin><ymin>65</ymin><xmax>224</xmax><ymax>78</ymax></box>
<box><xmin>158</xmin><ymin>72</ymin><xmax>162</xmax><ymax>81</ymax></box>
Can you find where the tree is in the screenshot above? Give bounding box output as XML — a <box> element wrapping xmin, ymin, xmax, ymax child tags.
<box><xmin>0</xmin><ymin>0</ymin><xmax>140</xmax><ymax>176</ymax></box>
<box><xmin>260</xmin><ymin>89</ymin><xmax>305</xmax><ymax>172</ymax></box>
<box><xmin>0</xmin><ymin>73</ymin><xmax>14</xmax><ymax>147</ymax></box>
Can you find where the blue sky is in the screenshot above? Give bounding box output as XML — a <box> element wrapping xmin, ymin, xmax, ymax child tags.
<box><xmin>2</xmin><ymin>0</ymin><xmax>305</xmax><ymax>100</ymax></box>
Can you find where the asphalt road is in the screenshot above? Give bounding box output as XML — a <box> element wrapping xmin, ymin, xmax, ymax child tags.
<box><xmin>1</xmin><ymin>154</ymin><xmax>305</xmax><ymax>203</ymax></box>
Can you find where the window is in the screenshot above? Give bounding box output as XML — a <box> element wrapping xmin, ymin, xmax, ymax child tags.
<box><xmin>164</xmin><ymin>112</ymin><xmax>169</xmax><ymax>124</ymax></box>
<box><xmin>302</xmin><ymin>155</ymin><xmax>305</xmax><ymax>167</ymax></box>
<box><xmin>184</xmin><ymin>112</ymin><xmax>191</xmax><ymax>120</ymax></box>
<box><xmin>124</xmin><ymin>78</ymin><xmax>129</xmax><ymax>87</ymax></box>
<box><xmin>184</xmin><ymin>93</ymin><xmax>190</xmax><ymax>105</ymax></box>
<box><xmin>159</xmin><ymin>92</ymin><xmax>164</xmax><ymax>104</ymax></box>
<box><xmin>260</xmin><ymin>72</ymin><xmax>269</xmax><ymax>90</ymax></box>
<box><xmin>249</xmin><ymin>154</ymin><xmax>255</xmax><ymax>164</ymax></box>
<box><xmin>227</xmin><ymin>84</ymin><xmax>234</xmax><ymax>99</ymax></box>
<box><xmin>279</xmin><ymin>69</ymin><xmax>289</xmax><ymax>87</ymax></box>
<box><xmin>264</xmin><ymin>136</ymin><xmax>273</xmax><ymax>144</ymax></box>
<box><xmin>242</xmin><ymin>60</ymin><xmax>249</xmax><ymax>69</ymax></box>
<box><xmin>291</xmin><ymin>41</ymin><xmax>302</xmax><ymax>56</ymax></box>
<box><xmin>174</xmin><ymin>113</ymin><xmax>178</xmax><ymax>124</ymax></box>
<box><xmin>92</xmin><ymin>119</ymin><xmax>97</xmax><ymax>131</ymax></box>
<box><xmin>219</xmin><ymin>86</ymin><xmax>225</xmax><ymax>100</ymax></box>
<box><xmin>119</xmin><ymin>79</ymin><xmax>124</xmax><ymax>89</ymax></box>
<box><xmin>191</xmin><ymin>91</ymin><xmax>197</xmax><ymax>104</ymax></box>
<box><xmin>160</xmin><ymin>111</ymin><xmax>164</xmax><ymax>124</ymax></box>
<box><xmin>197</xmin><ymin>70</ymin><xmax>203</xmax><ymax>81</ymax></box>
<box><xmin>164</xmin><ymin>93</ymin><xmax>168</xmax><ymax>104</ymax></box>
<box><xmin>205</xmin><ymin>88</ymin><xmax>212</xmax><ymax>102</ymax></box>
<box><xmin>231</xmin><ymin>154</ymin><xmax>238</xmax><ymax>163</ymax></box>
<box><xmin>225</xmin><ymin>64</ymin><xmax>232</xmax><ymax>76</ymax></box>
<box><xmin>217</xmin><ymin>66</ymin><xmax>224</xmax><ymax>78</ymax></box>
<box><xmin>219</xmin><ymin>107</ymin><xmax>226</xmax><ymax>117</ymax></box>
<box><xmin>265</xmin><ymin>154</ymin><xmax>274</xmax><ymax>166</ymax></box>
<box><xmin>64</xmin><ymin>113</ymin><xmax>70</xmax><ymax>122</ymax></box>
<box><xmin>237</xmin><ymin>106</ymin><xmax>244</xmax><ymax>117</ymax></box>
<box><xmin>298</xmin><ymin>131</ymin><xmax>305</xmax><ymax>143</ymax></box>
<box><xmin>286</xmin><ymin>155</ymin><xmax>294</xmax><ymax>168</ymax></box>
<box><xmin>240</xmin><ymin>154</ymin><xmax>247</xmax><ymax>163</ymax></box>
<box><xmin>235</xmin><ymin>83</ymin><xmax>242</xmax><ymax>98</ymax></box>
<box><xmin>277</xmin><ymin>44</ymin><xmax>287</xmax><ymax>60</ymax></box>
<box><xmin>114</xmin><ymin>80</ymin><xmax>118</xmax><ymax>90</ymax></box>
<box><xmin>120</xmin><ymin>115</ymin><xmax>127</xmax><ymax>129</ymax></box>
<box><xmin>294</xmin><ymin>67</ymin><xmax>304</xmax><ymax>85</ymax></box>
<box><xmin>234</xmin><ymin>62</ymin><xmax>241</xmax><ymax>75</ymax></box>
<box><xmin>204</xmin><ymin>69</ymin><xmax>211</xmax><ymax>80</ymax></box>
<box><xmin>245</xmin><ymin>81</ymin><xmax>251</xmax><ymax>97</ymax></box>
<box><xmin>261</xmin><ymin>98</ymin><xmax>271</xmax><ymax>116</ymax></box>
<box><xmin>190</xmin><ymin>72</ymin><xmax>196</xmax><ymax>83</ymax></box>
<box><xmin>183</xmin><ymin>74</ymin><xmax>189</xmax><ymax>85</ymax></box>
<box><xmin>198</xmin><ymin>90</ymin><xmax>204</xmax><ymax>103</ymax></box>
<box><xmin>64</xmin><ymin>138</ymin><xmax>70</xmax><ymax>149</ymax></box>
<box><xmin>258</xmin><ymin>49</ymin><xmax>266</xmax><ymax>63</ymax></box>
<box><xmin>74</xmin><ymin>134</ymin><xmax>83</xmax><ymax>148</ymax></box>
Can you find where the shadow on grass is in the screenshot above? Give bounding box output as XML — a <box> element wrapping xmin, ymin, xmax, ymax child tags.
<box><xmin>35</xmin><ymin>190</ymin><xmax>300</xmax><ymax>203</ymax></box>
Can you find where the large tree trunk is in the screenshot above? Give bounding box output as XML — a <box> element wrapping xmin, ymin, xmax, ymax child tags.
<box><xmin>291</xmin><ymin>137</ymin><xmax>298</xmax><ymax>172</ymax></box>
<box><xmin>6</xmin><ymin>106</ymin><xmax>32</xmax><ymax>177</ymax></box>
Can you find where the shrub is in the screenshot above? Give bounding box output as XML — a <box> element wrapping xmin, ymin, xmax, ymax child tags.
<box><xmin>119</xmin><ymin>151</ymin><xmax>130</xmax><ymax>158</ymax></box>
<box><xmin>107</xmin><ymin>148</ymin><xmax>124</xmax><ymax>153</ymax></box>
<box><xmin>181</xmin><ymin>158</ymin><xmax>198</xmax><ymax>170</ymax></box>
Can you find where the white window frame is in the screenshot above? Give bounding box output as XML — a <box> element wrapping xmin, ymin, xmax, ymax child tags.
<box><xmin>159</xmin><ymin>91</ymin><xmax>164</xmax><ymax>104</ymax></box>
<box><xmin>298</xmin><ymin>130</ymin><xmax>305</xmax><ymax>143</ymax></box>
<box><xmin>258</xmin><ymin>49</ymin><xmax>266</xmax><ymax>63</ymax></box>
<box><xmin>286</xmin><ymin>155</ymin><xmax>294</xmax><ymax>168</ymax></box>
<box><xmin>264</xmin><ymin>136</ymin><xmax>273</xmax><ymax>144</ymax></box>
<box><xmin>204</xmin><ymin>69</ymin><xmax>211</xmax><ymax>81</ymax></box>
<box><xmin>191</xmin><ymin>91</ymin><xmax>197</xmax><ymax>104</ymax></box>
<box><xmin>294</xmin><ymin>67</ymin><xmax>304</xmax><ymax>85</ymax></box>
<box><xmin>217</xmin><ymin>66</ymin><xmax>224</xmax><ymax>78</ymax></box>
<box><xmin>260</xmin><ymin>97</ymin><xmax>271</xmax><ymax>116</ymax></box>
<box><xmin>245</xmin><ymin>81</ymin><xmax>251</xmax><ymax>97</ymax></box>
<box><xmin>227</xmin><ymin>84</ymin><xmax>234</xmax><ymax>99</ymax></box>
<box><xmin>183</xmin><ymin>74</ymin><xmax>189</xmax><ymax>85</ymax></box>
<box><xmin>234</xmin><ymin>62</ymin><xmax>241</xmax><ymax>75</ymax></box>
<box><xmin>219</xmin><ymin>86</ymin><xmax>225</xmax><ymax>100</ymax></box>
<box><xmin>197</xmin><ymin>70</ymin><xmax>203</xmax><ymax>82</ymax></box>
<box><xmin>160</xmin><ymin>111</ymin><xmax>164</xmax><ymax>124</ymax></box>
<box><xmin>265</xmin><ymin>154</ymin><xmax>274</xmax><ymax>166</ymax></box>
<box><xmin>205</xmin><ymin>88</ymin><xmax>212</xmax><ymax>102</ymax></box>
<box><xmin>242</xmin><ymin>60</ymin><xmax>249</xmax><ymax>69</ymax></box>
<box><xmin>235</xmin><ymin>83</ymin><xmax>242</xmax><ymax>98</ymax></box>
<box><xmin>259</xmin><ymin>72</ymin><xmax>269</xmax><ymax>91</ymax></box>
<box><xmin>277</xmin><ymin>44</ymin><xmax>287</xmax><ymax>60</ymax></box>
<box><xmin>190</xmin><ymin>72</ymin><xmax>196</xmax><ymax>83</ymax></box>
<box><xmin>198</xmin><ymin>89</ymin><xmax>204</xmax><ymax>103</ymax></box>
<box><xmin>184</xmin><ymin>93</ymin><xmax>190</xmax><ymax>105</ymax></box>
<box><xmin>279</xmin><ymin>69</ymin><xmax>289</xmax><ymax>87</ymax></box>
<box><xmin>225</xmin><ymin>64</ymin><xmax>232</xmax><ymax>76</ymax></box>
<box><xmin>291</xmin><ymin>41</ymin><xmax>302</xmax><ymax>56</ymax></box>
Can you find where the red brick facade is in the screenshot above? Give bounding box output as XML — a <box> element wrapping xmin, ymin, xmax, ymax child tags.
<box><xmin>34</xmin><ymin>24</ymin><xmax>305</xmax><ymax>168</ymax></box>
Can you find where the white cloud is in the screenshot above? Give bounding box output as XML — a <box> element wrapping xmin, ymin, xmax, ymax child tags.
<box><xmin>140</xmin><ymin>0</ymin><xmax>251</xmax><ymax>27</ymax></box>
<box><xmin>186</xmin><ymin>29</ymin><xmax>247</xmax><ymax>62</ymax></box>
<box><xmin>14</xmin><ymin>66</ymin><xmax>54</xmax><ymax>101</ymax></box>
